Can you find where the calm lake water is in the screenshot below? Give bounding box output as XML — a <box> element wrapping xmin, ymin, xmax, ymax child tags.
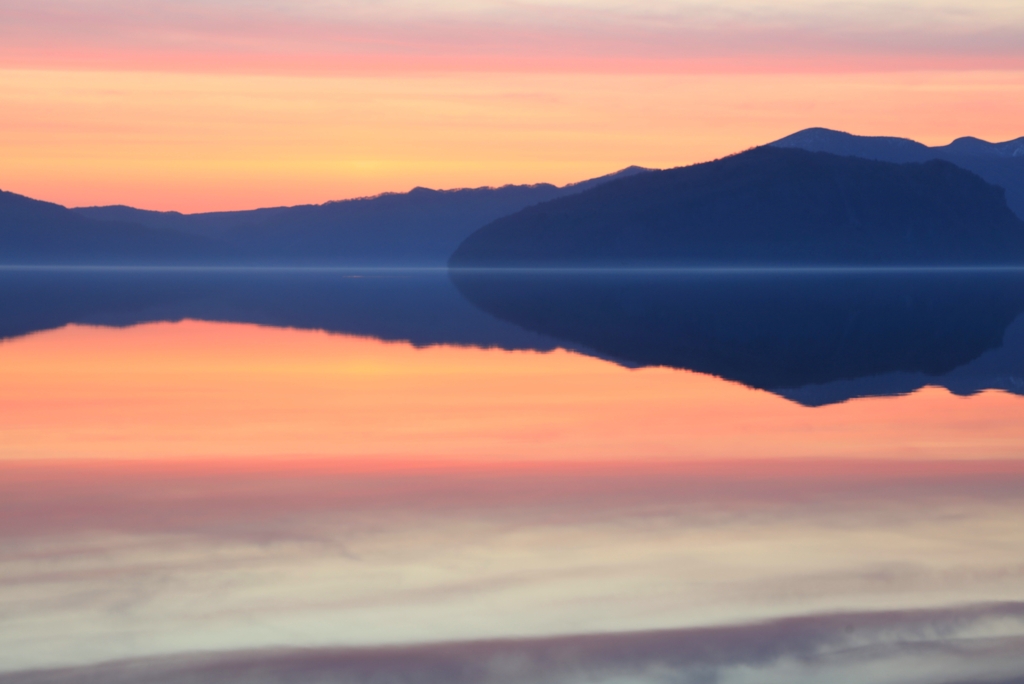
<box><xmin>2</xmin><ymin>269</ymin><xmax>1024</xmax><ymax>683</ymax></box>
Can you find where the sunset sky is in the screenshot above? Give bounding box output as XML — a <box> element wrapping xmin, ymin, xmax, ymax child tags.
<box><xmin>6</xmin><ymin>4</ymin><xmax>1024</xmax><ymax>680</ymax></box>
<box><xmin>2</xmin><ymin>0</ymin><xmax>1024</xmax><ymax>211</ymax></box>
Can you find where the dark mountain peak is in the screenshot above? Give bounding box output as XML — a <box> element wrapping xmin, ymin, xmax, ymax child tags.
<box><xmin>1</xmin><ymin>189</ymin><xmax>220</xmax><ymax>266</ymax></box>
<box><xmin>771</xmin><ymin>128</ymin><xmax>930</xmax><ymax>163</ymax></box>
<box><xmin>74</xmin><ymin>204</ymin><xmax>188</xmax><ymax>218</ymax></box>
<box><xmin>942</xmin><ymin>136</ymin><xmax>1024</xmax><ymax>158</ymax></box>
<box><xmin>1</xmin><ymin>190</ymin><xmax>110</xmax><ymax>251</ymax></box>
<box><xmin>774</xmin><ymin>125</ymin><xmax>1024</xmax><ymax>157</ymax></box>
<box><xmin>1</xmin><ymin>188</ymin><xmax>74</xmax><ymax>216</ymax></box>
<box><xmin>771</xmin><ymin>127</ymin><xmax>1024</xmax><ymax>219</ymax></box>
<box><xmin>566</xmin><ymin>166</ymin><xmax>653</xmax><ymax>192</ymax></box>
<box><xmin>947</xmin><ymin>136</ymin><xmax>992</xmax><ymax>151</ymax></box>
<box><xmin>774</xmin><ymin>127</ymin><xmax>1024</xmax><ymax>159</ymax></box>
<box><xmin>407</xmin><ymin>186</ymin><xmax>438</xmax><ymax>196</ymax></box>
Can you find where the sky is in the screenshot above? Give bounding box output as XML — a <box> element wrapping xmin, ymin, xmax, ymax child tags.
<box><xmin>5</xmin><ymin>5</ymin><xmax>1024</xmax><ymax>678</ymax></box>
<box><xmin>1</xmin><ymin>0</ymin><xmax>1024</xmax><ymax>211</ymax></box>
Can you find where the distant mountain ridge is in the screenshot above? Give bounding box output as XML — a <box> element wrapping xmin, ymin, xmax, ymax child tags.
<box><xmin>75</xmin><ymin>167</ymin><xmax>650</xmax><ymax>238</ymax></box>
<box><xmin>449</xmin><ymin>146</ymin><xmax>1024</xmax><ymax>268</ymax></box>
<box><xmin>771</xmin><ymin>128</ymin><xmax>1024</xmax><ymax>219</ymax></box>
<box><xmin>773</xmin><ymin>128</ymin><xmax>1024</xmax><ymax>159</ymax></box>
<box><xmin>1</xmin><ymin>166</ymin><xmax>649</xmax><ymax>266</ymax></box>
<box><xmin>7</xmin><ymin>128</ymin><xmax>1024</xmax><ymax>267</ymax></box>
<box><xmin>70</xmin><ymin>167</ymin><xmax>650</xmax><ymax>265</ymax></box>
<box><xmin>0</xmin><ymin>190</ymin><xmax>221</xmax><ymax>265</ymax></box>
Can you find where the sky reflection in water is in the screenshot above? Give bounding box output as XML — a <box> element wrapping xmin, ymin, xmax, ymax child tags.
<box><xmin>1</xmin><ymin>272</ymin><xmax>1024</xmax><ymax>683</ymax></box>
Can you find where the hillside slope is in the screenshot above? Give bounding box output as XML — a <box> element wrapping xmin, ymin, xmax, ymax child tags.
<box><xmin>72</xmin><ymin>167</ymin><xmax>649</xmax><ymax>266</ymax></box>
<box><xmin>449</xmin><ymin>147</ymin><xmax>1024</xmax><ymax>268</ymax></box>
<box><xmin>0</xmin><ymin>190</ymin><xmax>220</xmax><ymax>265</ymax></box>
<box><xmin>771</xmin><ymin>128</ymin><xmax>1024</xmax><ymax>219</ymax></box>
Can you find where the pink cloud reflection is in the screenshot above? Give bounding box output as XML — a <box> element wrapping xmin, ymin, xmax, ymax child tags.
<box><xmin>3</xmin><ymin>458</ymin><xmax>1024</xmax><ymax>541</ymax></box>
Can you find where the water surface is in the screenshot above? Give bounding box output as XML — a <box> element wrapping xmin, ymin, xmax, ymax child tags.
<box><xmin>2</xmin><ymin>269</ymin><xmax>1024</xmax><ymax>683</ymax></box>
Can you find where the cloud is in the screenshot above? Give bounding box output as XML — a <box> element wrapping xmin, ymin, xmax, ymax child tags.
<box><xmin>3</xmin><ymin>603</ymin><xmax>1024</xmax><ymax>684</ymax></box>
<box><xmin>2</xmin><ymin>0</ymin><xmax>1024</xmax><ymax>74</ymax></box>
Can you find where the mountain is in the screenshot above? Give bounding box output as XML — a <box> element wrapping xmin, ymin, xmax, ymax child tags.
<box><xmin>448</xmin><ymin>147</ymin><xmax>1024</xmax><ymax>268</ymax></box>
<box><xmin>1</xmin><ymin>167</ymin><xmax>648</xmax><ymax>266</ymax></box>
<box><xmin>771</xmin><ymin>127</ymin><xmax>1024</xmax><ymax>219</ymax></box>
<box><xmin>70</xmin><ymin>167</ymin><xmax>650</xmax><ymax>266</ymax></box>
<box><xmin>0</xmin><ymin>190</ymin><xmax>220</xmax><ymax>265</ymax></box>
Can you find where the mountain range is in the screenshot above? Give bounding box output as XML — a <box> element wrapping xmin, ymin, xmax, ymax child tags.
<box><xmin>3</xmin><ymin>128</ymin><xmax>1024</xmax><ymax>266</ymax></box>
<box><xmin>771</xmin><ymin>127</ymin><xmax>1024</xmax><ymax>219</ymax></box>
<box><xmin>449</xmin><ymin>146</ymin><xmax>1024</xmax><ymax>268</ymax></box>
<box><xmin>1</xmin><ymin>168</ymin><xmax>647</xmax><ymax>266</ymax></box>
<box><xmin>0</xmin><ymin>189</ymin><xmax>222</xmax><ymax>265</ymax></box>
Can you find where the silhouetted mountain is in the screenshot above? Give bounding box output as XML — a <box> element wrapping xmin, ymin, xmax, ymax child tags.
<box><xmin>71</xmin><ymin>167</ymin><xmax>650</xmax><ymax>265</ymax></box>
<box><xmin>449</xmin><ymin>270</ymin><xmax>1024</xmax><ymax>398</ymax></box>
<box><xmin>771</xmin><ymin>127</ymin><xmax>1024</xmax><ymax>219</ymax></box>
<box><xmin>449</xmin><ymin>147</ymin><xmax>1024</xmax><ymax>268</ymax></box>
<box><xmin>0</xmin><ymin>190</ymin><xmax>222</xmax><ymax>265</ymax></box>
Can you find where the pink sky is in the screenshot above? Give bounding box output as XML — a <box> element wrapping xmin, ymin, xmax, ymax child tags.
<box><xmin>2</xmin><ymin>0</ymin><xmax>1023</xmax><ymax>211</ymax></box>
<box><xmin>5</xmin><ymin>0</ymin><xmax>1024</xmax><ymax>74</ymax></box>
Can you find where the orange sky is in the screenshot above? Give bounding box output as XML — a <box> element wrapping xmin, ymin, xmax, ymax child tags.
<box><xmin>1</xmin><ymin>1</ymin><xmax>1023</xmax><ymax>211</ymax></box>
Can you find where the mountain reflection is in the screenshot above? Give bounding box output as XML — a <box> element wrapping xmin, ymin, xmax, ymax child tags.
<box><xmin>452</xmin><ymin>269</ymin><xmax>1024</xmax><ymax>404</ymax></box>
<box><xmin>0</xmin><ymin>268</ymin><xmax>562</xmax><ymax>352</ymax></box>
<box><xmin>3</xmin><ymin>267</ymin><xmax>1024</xmax><ymax>406</ymax></box>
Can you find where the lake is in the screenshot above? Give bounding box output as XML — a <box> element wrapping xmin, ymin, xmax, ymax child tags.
<box><xmin>2</xmin><ymin>268</ymin><xmax>1024</xmax><ymax>683</ymax></box>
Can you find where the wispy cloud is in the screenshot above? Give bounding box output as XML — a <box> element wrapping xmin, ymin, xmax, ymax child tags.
<box><xmin>2</xmin><ymin>0</ymin><xmax>1024</xmax><ymax>73</ymax></box>
<box><xmin>4</xmin><ymin>603</ymin><xmax>1024</xmax><ymax>684</ymax></box>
